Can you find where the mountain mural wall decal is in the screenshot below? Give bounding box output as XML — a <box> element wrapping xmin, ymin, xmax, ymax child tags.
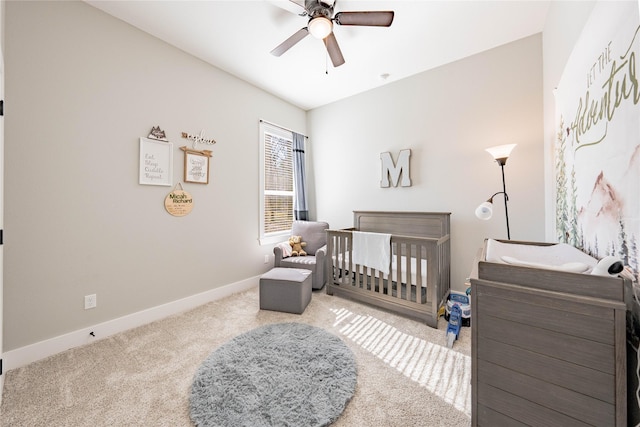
<box><xmin>555</xmin><ymin>2</ymin><xmax>640</xmax><ymax>279</ymax></box>
<box><xmin>578</xmin><ymin>171</ymin><xmax>626</xmax><ymax>257</ymax></box>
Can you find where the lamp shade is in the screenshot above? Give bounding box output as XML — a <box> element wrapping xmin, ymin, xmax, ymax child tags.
<box><xmin>308</xmin><ymin>17</ymin><xmax>333</xmax><ymax>39</ymax></box>
<box><xmin>475</xmin><ymin>201</ymin><xmax>493</xmax><ymax>220</ymax></box>
<box><xmin>485</xmin><ymin>144</ymin><xmax>517</xmax><ymax>163</ymax></box>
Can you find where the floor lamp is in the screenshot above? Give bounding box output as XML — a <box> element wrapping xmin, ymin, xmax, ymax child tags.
<box><xmin>475</xmin><ymin>144</ymin><xmax>516</xmax><ymax>240</ymax></box>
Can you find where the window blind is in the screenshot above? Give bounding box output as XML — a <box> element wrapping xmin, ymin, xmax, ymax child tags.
<box><xmin>263</xmin><ymin>131</ymin><xmax>294</xmax><ymax>234</ymax></box>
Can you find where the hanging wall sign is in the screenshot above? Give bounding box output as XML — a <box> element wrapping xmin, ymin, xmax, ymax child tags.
<box><xmin>164</xmin><ymin>183</ymin><xmax>193</xmax><ymax>217</ymax></box>
<box><xmin>181</xmin><ymin>130</ymin><xmax>217</xmax><ymax>149</ymax></box>
<box><xmin>148</xmin><ymin>125</ymin><xmax>168</xmax><ymax>141</ymax></box>
<box><xmin>180</xmin><ymin>146</ymin><xmax>212</xmax><ymax>184</ymax></box>
<box><xmin>139</xmin><ymin>137</ymin><xmax>173</xmax><ymax>186</ymax></box>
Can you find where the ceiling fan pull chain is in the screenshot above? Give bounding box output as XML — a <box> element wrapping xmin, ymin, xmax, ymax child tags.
<box><xmin>325</xmin><ymin>52</ymin><xmax>329</xmax><ymax>75</ymax></box>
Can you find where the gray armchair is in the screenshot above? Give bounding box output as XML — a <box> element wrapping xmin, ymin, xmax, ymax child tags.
<box><xmin>273</xmin><ymin>221</ymin><xmax>329</xmax><ymax>290</ymax></box>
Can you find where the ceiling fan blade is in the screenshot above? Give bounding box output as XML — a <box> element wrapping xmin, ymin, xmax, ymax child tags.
<box><xmin>323</xmin><ymin>32</ymin><xmax>345</xmax><ymax>67</ymax></box>
<box><xmin>271</xmin><ymin>27</ymin><xmax>310</xmax><ymax>56</ymax></box>
<box><xmin>334</xmin><ymin>11</ymin><xmax>394</xmax><ymax>27</ymax></box>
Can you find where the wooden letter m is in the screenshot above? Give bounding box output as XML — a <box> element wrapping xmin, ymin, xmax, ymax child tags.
<box><xmin>380</xmin><ymin>149</ymin><xmax>411</xmax><ymax>188</ymax></box>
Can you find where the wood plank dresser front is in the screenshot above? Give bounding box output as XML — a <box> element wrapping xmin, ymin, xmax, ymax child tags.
<box><xmin>471</xmin><ymin>245</ymin><xmax>628</xmax><ymax>426</ymax></box>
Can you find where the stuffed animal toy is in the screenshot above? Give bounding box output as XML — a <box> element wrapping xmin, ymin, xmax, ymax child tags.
<box><xmin>288</xmin><ymin>235</ymin><xmax>307</xmax><ymax>256</ymax></box>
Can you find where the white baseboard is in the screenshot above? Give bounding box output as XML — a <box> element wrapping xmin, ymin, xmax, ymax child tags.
<box><xmin>3</xmin><ymin>276</ymin><xmax>260</xmax><ymax>372</ymax></box>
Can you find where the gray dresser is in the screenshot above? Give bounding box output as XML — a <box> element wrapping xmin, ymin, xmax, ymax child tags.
<box><xmin>470</xmin><ymin>241</ymin><xmax>628</xmax><ymax>426</ymax></box>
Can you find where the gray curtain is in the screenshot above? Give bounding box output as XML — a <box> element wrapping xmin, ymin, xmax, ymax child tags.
<box><xmin>293</xmin><ymin>132</ymin><xmax>308</xmax><ymax>221</ymax></box>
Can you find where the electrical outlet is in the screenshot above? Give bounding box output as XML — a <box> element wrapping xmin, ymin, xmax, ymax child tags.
<box><xmin>84</xmin><ymin>294</ymin><xmax>97</xmax><ymax>310</ymax></box>
<box><xmin>264</xmin><ymin>254</ymin><xmax>270</xmax><ymax>264</ymax></box>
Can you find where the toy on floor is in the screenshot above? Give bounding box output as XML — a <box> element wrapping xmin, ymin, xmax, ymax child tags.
<box><xmin>446</xmin><ymin>304</ymin><xmax>462</xmax><ymax>348</ymax></box>
<box><xmin>444</xmin><ymin>290</ymin><xmax>471</xmax><ymax>327</ymax></box>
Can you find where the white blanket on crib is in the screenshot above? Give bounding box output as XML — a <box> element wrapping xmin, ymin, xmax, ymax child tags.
<box><xmin>352</xmin><ymin>231</ymin><xmax>391</xmax><ymax>274</ymax></box>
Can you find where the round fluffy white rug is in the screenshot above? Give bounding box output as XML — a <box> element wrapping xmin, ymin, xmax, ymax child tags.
<box><xmin>189</xmin><ymin>322</ymin><xmax>357</xmax><ymax>427</ymax></box>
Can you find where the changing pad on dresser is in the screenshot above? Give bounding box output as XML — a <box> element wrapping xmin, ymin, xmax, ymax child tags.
<box><xmin>484</xmin><ymin>239</ymin><xmax>597</xmax><ymax>273</ymax></box>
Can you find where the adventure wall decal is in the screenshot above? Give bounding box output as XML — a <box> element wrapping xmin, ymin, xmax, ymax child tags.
<box><xmin>555</xmin><ymin>1</ymin><xmax>640</xmax><ymax>278</ymax></box>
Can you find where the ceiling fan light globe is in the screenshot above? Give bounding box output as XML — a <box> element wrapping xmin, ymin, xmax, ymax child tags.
<box><xmin>309</xmin><ymin>16</ymin><xmax>333</xmax><ymax>39</ymax></box>
<box><xmin>475</xmin><ymin>201</ymin><xmax>493</xmax><ymax>220</ymax></box>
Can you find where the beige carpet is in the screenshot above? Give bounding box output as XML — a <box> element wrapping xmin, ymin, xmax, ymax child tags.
<box><xmin>1</xmin><ymin>287</ymin><xmax>471</xmax><ymax>426</ymax></box>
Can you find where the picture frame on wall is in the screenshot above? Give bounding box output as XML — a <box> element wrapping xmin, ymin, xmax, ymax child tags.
<box><xmin>139</xmin><ymin>137</ymin><xmax>173</xmax><ymax>186</ymax></box>
<box><xmin>181</xmin><ymin>146</ymin><xmax>212</xmax><ymax>184</ymax></box>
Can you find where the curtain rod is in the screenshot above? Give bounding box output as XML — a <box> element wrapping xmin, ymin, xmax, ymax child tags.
<box><xmin>260</xmin><ymin>119</ymin><xmax>308</xmax><ymax>139</ymax></box>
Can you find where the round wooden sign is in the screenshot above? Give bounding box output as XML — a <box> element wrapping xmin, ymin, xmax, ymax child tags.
<box><xmin>165</xmin><ymin>187</ymin><xmax>193</xmax><ymax>217</ymax></box>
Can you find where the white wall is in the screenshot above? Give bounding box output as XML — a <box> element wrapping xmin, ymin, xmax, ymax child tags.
<box><xmin>308</xmin><ymin>34</ymin><xmax>545</xmax><ymax>291</ymax></box>
<box><xmin>4</xmin><ymin>1</ymin><xmax>306</xmax><ymax>351</ymax></box>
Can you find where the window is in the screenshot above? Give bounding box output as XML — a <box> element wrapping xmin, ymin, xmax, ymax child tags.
<box><xmin>259</xmin><ymin>122</ymin><xmax>294</xmax><ymax>245</ymax></box>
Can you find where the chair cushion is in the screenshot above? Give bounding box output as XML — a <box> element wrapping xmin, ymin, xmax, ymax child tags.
<box><xmin>280</xmin><ymin>255</ymin><xmax>317</xmax><ymax>271</ymax></box>
<box><xmin>291</xmin><ymin>221</ymin><xmax>329</xmax><ymax>255</ymax></box>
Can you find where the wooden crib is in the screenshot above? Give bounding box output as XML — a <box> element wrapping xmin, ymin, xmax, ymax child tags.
<box><xmin>325</xmin><ymin>211</ymin><xmax>451</xmax><ymax>328</ymax></box>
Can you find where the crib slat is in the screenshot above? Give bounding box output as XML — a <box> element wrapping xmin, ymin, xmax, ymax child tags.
<box><xmin>426</xmin><ymin>238</ymin><xmax>437</xmax><ymax>306</ymax></box>
<box><xmin>405</xmin><ymin>244</ymin><xmax>412</xmax><ymax>299</ymax></box>
<box><xmin>338</xmin><ymin>234</ymin><xmax>342</xmax><ymax>285</ymax></box>
<box><xmin>395</xmin><ymin>243</ymin><xmax>402</xmax><ymax>298</ymax></box>
<box><xmin>416</xmin><ymin>244</ymin><xmax>423</xmax><ymax>290</ymax></box>
<box><xmin>340</xmin><ymin>234</ymin><xmax>348</xmax><ymax>286</ymax></box>
<box><xmin>345</xmin><ymin>234</ymin><xmax>352</xmax><ymax>286</ymax></box>
<box><xmin>343</xmin><ymin>234</ymin><xmax>351</xmax><ymax>287</ymax></box>
<box><xmin>397</xmin><ymin>242</ymin><xmax>401</xmax><ymax>299</ymax></box>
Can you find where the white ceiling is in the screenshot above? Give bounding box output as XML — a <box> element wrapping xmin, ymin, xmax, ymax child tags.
<box><xmin>85</xmin><ymin>0</ymin><xmax>551</xmax><ymax>111</ymax></box>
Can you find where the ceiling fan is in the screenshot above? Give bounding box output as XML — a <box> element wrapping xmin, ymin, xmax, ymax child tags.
<box><xmin>270</xmin><ymin>0</ymin><xmax>394</xmax><ymax>67</ymax></box>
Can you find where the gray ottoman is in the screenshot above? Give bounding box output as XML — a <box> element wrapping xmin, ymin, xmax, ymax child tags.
<box><xmin>260</xmin><ymin>267</ymin><xmax>312</xmax><ymax>314</ymax></box>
